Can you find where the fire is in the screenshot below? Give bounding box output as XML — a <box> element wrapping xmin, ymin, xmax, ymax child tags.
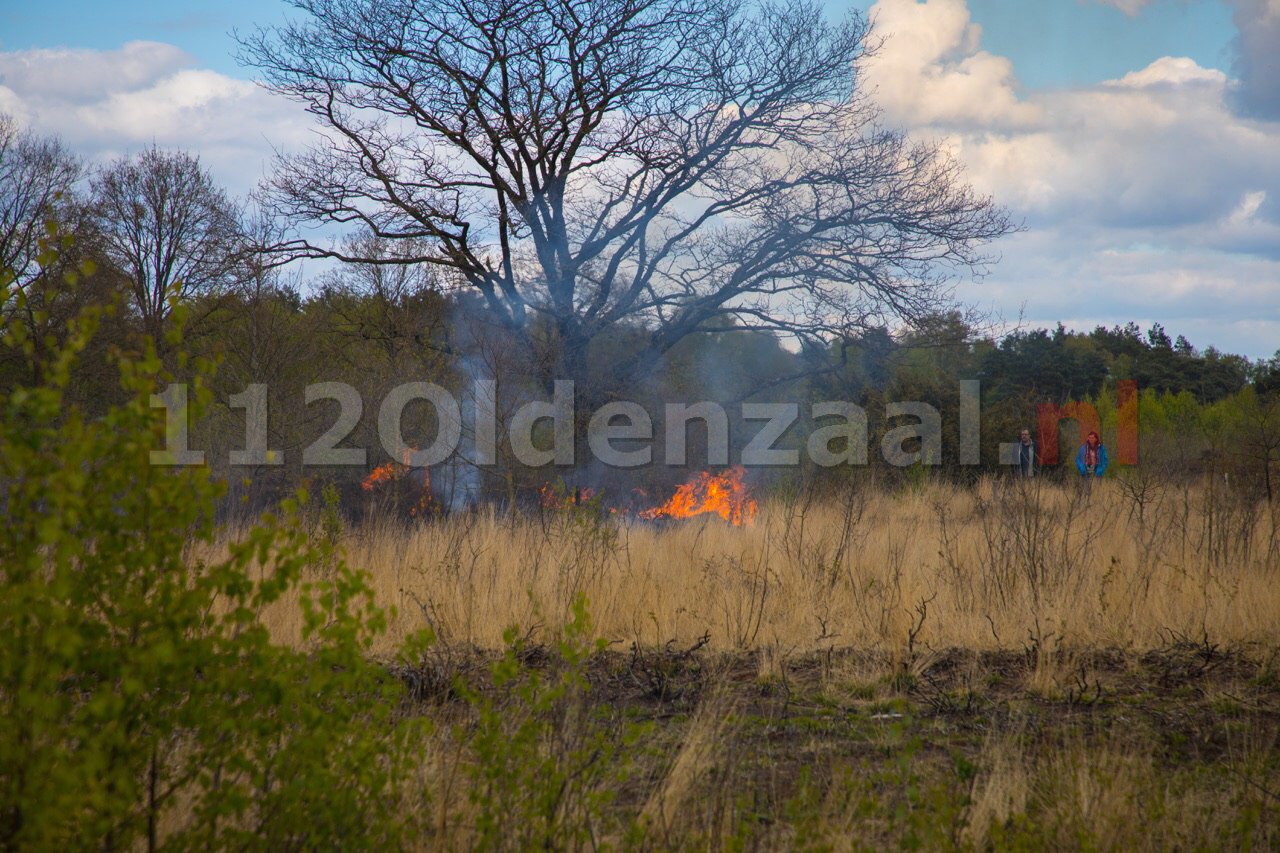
<box><xmin>361</xmin><ymin>450</ymin><xmax>433</xmax><ymax>516</ymax></box>
<box><xmin>361</xmin><ymin>461</ymin><xmax>398</xmax><ymax>492</ymax></box>
<box><xmin>639</xmin><ymin>466</ymin><xmax>757</xmax><ymax>526</ymax></box>
<box><xmin>539</xmin><ymin>483</ymin><xmax>595</xmax><ymax>509</ymax></box>
<box><xmin>538</xmin><ymin>471</ymin><xmax>756</xmax><ymax>525</ymax></box>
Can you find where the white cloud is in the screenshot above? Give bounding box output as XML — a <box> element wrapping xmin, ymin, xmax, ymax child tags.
<box><xmin>1106</xmin><ymin>56</ymin><xmax>1228</xmax><ymax>88</ymax></box>
<box><xmin>1084</xmin><ymin>0</ymin><xmax>1280</xmax><ymax>119</ymax></box>
<box><xmin>864</xmin><ymin>0</ymin><xmax>1041</xmax><ymax>130</ymax></box>
<box><xmin>0</xmin><ymin>41</ymin><xmax>311</xmax><ymax>196</ymax></box>
<box><xmin>0</xmin><ymin>42</ymin><xmax>190</xmax><ymax>104</ymax></box>
<box><xmin>0</xmin><ymin>84</ymin><xmax>29</xmax><ymax>125</ymax></box>
<box><xmin>84</xmin><ymin>70</ymin><xmax>259</xmax><ymax>139</ymax></box>
<box><xmin>865</xmin><ymin>0</ymin><xmax>1280</xmax><ymax>359</ymax></box>
<box><xmin>1227</xmin><ymin>190</ymin><xmax>1267</xmax><ymax>226</ymax></box>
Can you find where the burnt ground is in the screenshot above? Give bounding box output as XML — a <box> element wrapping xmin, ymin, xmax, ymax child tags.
<box><xmin>388</xmin><ymin>638</ymin><xmax>1280</xmax><ymax>847</ymax></box>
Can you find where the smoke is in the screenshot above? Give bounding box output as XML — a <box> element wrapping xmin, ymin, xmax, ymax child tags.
<box><xmin>434</xmin><ymin>355</ymin><xmax>490</xmax><ymax>511</ymax></box>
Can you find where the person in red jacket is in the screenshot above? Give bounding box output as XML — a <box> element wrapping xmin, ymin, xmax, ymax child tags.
<box><xmin>1075</xmin><ymin>430</ymin><xmax>1108</xmax><ymax>494</ymax></box>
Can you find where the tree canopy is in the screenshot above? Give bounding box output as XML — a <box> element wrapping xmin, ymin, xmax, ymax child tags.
<box><xmin>238</xmin><ymin>0</ymin><xmax>1013</xmax><ymax>389</ymax></box>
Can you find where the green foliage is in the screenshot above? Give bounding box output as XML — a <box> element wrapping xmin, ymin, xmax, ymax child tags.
<box><xmin>459</xmin><ymin>595</ymin><xmax>643</xmax><ymax>850</ymax></box>
<box><xmin>901</xmin><ymin>452</ymin><xmax>934</xmax><ymax>493</ymax></box>
<box><xmin>0</xmin><ymin>230</ymin><xmax>419</xmax><ymax>848</ymax></box>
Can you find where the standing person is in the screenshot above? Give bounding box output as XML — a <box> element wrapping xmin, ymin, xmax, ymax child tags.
<box><xmin>1015</xmin><ymin>427</ymin><xmax>1037</xmax><ymax>478</ymax></box>
<box><xmin>1076</xmin><ymin>430</ymin><xmax>1108</xmax><ymax>494</ymax></box>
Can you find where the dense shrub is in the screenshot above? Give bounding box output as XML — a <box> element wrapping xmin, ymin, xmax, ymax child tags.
<box><xmin>0</xmin><ymin>228</ymin><xmax>420</xmax><ymax>848</ymax></box>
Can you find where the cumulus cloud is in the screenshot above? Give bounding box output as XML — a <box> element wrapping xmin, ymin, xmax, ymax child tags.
<box><xmin>0</xmin><ymin>41</ymin><xmax>311</xmax><ymax>196</ymax></box>
<box><xmin>0</xmin><ymin>42</ymin><xmax>190</xmax><ymax>104</ymax></box>
<box><xmin>1085</xmin><ymin>0</ymin><xmax>1280</xmax><ymax>119</ymax></box>
<box><xmin>1106</xmin><ymin>56</ymin><xmax>1228</xmax><ymax>89</ymax></box>
<box><xmin>863</xmin><ymin>0</ymin><xmax>1040</xmax><ymax>130</ymax></box>
<box><xmin>864</xmin><ymin>0</ymin><xmax>1280</xmax><ymax>359</ymax></box>
<box><xmin>966</xmin><ymin>61</ymin><xmax>1280</xmax><ymax>235</ymax></box>
<box><xmin>85</xmin><ymin>69</ymin><xmax>258</xmax><ymax>140</ymax></box>
<box><xmin>1087</xmin><ymin>0</ymin><xmax>1280</xmax><ymax>119</ymax></box>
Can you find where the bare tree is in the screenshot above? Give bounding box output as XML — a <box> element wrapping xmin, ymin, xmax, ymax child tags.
<box><xmin>1232</xmin><ymin>388</ymin><xmax>1280</xmax><ymax>502</ymax></box>
<box><xmin>219</xmin><ymin>200</ymin><xmax>311</xmax><ymax>380</ymax></box>
<box><xmin>0</xmin><ymin>115</ymin><xmax>81</xmax><ymax>290</ymax></box>
<box><xmin>239</xmin><ymin>0</ymin><xmax>1013</xmax><ymax>393</ymax></box>
<box><xmin>0</xmin><ymin>116</ymin><xmax>93</xmax><ymax>384</ymax></box>
<box><xmin>90</xmin><ymin>146</ymin><xmax>241</xmax><ymax>341</ymax></box>
<box><xmin>317</xmin><ymin>232</ymin><xmax>453</xmax><ymax>367</ymax></box>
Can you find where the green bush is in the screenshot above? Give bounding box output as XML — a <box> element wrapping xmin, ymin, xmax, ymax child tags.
<box><xmin>0</xmin><ymin>227</ymin><xmax>420</xmax><ymax>848</ymax></box>
<box><xmin>461</xmin><ymin>595</ymin><xmax>642</xmax><ymax>850</ymax></box>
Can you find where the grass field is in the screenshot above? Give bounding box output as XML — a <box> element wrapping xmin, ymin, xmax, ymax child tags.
<box><xmin>388</xmin><ymin>639</ymin><xmax>1278</xmax><ymax>849</ymax></box>
<box><xmin>229</xmin><ymin>478</ymin><xmax>1280</xmax><ymax>848</ymax></box>
<box><xmin>312</xmin><ymin>477</ymin><xmax>1280</xmax><ymax>656</ymax></box>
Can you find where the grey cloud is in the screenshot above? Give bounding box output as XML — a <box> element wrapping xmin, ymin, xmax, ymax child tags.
<box><xmin>954</xmin><ymin>229</ymin><xmax>1280</xmax><ymax>358</ymax></box>
<box><xmin>0</xmin><ymin>43</ymin><xmax>313</xmax><ymax>197</ymax></box>
<box><xmin>0</xmin><ymin>41</ymin><xmax>191</xmax><ymax>104</ymax></box>
<box><xmin>1229</xmin><ymin>0</ymin><xmax>1280</xmax><ymax>120</ymax></box>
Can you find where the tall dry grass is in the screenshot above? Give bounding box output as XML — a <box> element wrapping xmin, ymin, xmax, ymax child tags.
<box><xmin>189</xmin><ymin>477</ymin><xmax>1280</xmax><ymax>848</ymax></box>
<box><xmin>253</xmin><ymin>476</ymin><xmax>1279</xmax><ymax>656</ymax></box>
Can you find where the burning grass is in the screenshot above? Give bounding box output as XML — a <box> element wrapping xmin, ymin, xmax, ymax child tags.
<box><xmin>513</xmin><ymin>467</ymin><xmax>758</xmax><ymax>525</ymax></box>
<box><xmin>360</xmin><ymin>450</ymin><xmax>434</xmax><ymax>517</ymax></box>
<box><xmin>266</xmin><ymin>478</ymin><xmax>1280</xmax><ymax>657</ymax></box>
<box><xmin>638</xmin><ymin>465</ymin><xmax>758</xmax><ymax>526</ymax></box>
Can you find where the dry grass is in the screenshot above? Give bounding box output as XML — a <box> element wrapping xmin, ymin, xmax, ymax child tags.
<box><xmin>374</xmin><ymin>640</ymin><xmax>1280</xmax><ymax>850</ymax></box>
<box><xmin>262</xmin><ymin>477</ymin><xmax>1279</xmax><ymax>657</ymax></box>
<box><xmin>191</xmin><ymin>477</ymin><xmax>1280</xmax><ymax>848</ymax></box>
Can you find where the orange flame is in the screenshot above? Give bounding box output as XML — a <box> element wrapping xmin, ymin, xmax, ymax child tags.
<box><xmin>639</xmin><ymin>466</ymin><xmax>757</xmax><ymax>526</ymax></box>
<box><xmin>361</xmin><ymin>450</ymin><xmax>433</xmax><ymax>516</ymax></box>
<box><xmin>361</xmin><ymin>462</ymin><xmax>398</xmax><ymax>492</ymax></box>
<box><xmin>539</xmin><ymin>483</ymin><xmax>595</xmax><ymax>509</ymax></box>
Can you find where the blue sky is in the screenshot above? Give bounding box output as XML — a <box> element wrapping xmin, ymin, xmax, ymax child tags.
<box><xmin>1</xmin><ymin>0</ymin><xmax>1240</xmax><ymax>87</ymax></box>
<box><xmin>1</xmin><ymin>0</ymin><xmax>280</xmax><ymax>73</ymax></box>
<box><xmin>963</xmin><ymin>0</ymin><xmax>1235</xmax><ymax>88</ymax></box>
<box><xmin>1</xmin><ymin>0</ymin><xmax>1277</xmax><ymax>359</ymax></box>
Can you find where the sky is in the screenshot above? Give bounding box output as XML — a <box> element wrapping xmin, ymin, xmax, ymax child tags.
<box><xmin>1</xmin><ymin>0</ymin><xmax>1277</xmax><ymax>359</ymax></box>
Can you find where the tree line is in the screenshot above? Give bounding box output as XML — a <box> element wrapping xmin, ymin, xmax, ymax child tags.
<box><xmin>3</xmin><ymin>114</ymin><xmax>1276</xmax><ymax>512</ymax></box>
<box><xmin>2</xmin><ymin>0</ymin><xmax>1277</xmax><ymax>512</ymax></box>
<box><xmin>4</xmin><ymin>112</ymin><xmax>1279</xmax><ymax>511</ymax></box>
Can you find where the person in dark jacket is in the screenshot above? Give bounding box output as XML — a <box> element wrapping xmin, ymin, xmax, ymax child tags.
<box><xmin>1076</xmin><ymin>430</ymin><xmax>1108</xmax><ymax>494</ymax></box>
<box><xmin>1015</xmin><ymin>427</ymin><xmax>1036</xmax><ymax>478</ymax></box>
